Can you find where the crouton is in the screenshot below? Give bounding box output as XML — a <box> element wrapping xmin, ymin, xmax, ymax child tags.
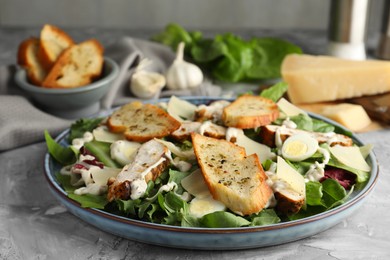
<box><xmin>191</xmin><ymin>133</ymin><xmax>272</xmax><ymax>216</ymax></box>
<box><xmin>222</xmin><ymin>95</ymin><xmax>279</xmax><ymax>129</ymax></box>
<box><xmin>107</xmin><ymin>101</ymin><xmax>181</xmax><ymax>142</ymax></box>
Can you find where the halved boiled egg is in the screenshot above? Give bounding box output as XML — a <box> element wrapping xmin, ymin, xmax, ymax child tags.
<box><xmin>281</xmin><ymin>133</ymin><xmax>318</xmax><ymax>162</ymax></box>
<box><xmin>110</xmin><ymin>140</ymin><xmax>141</xmax><ymax>166</ymax></box>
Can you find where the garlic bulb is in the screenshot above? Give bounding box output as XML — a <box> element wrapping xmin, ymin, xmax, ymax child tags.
<box><xmin>130</xmin><ymin>59</ymin><xmax>166</xmax><ymax>99</ymax></box>
<box><xmin>166</xmin><ymin>42</ymin><xmax>203</xmax><ymax>90</ymax></box>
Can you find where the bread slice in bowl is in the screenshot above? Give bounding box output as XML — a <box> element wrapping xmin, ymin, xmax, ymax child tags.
<box><xmin>39</xmin><ymin>24</ymin><xmax>75</xmax><ymax>69</ymax></box>
<box><xmin>17</xmin><ymin>37</ymin><xmax>47</xmax><ymax>85</ymax></box>
<box><xmin>42</xmin><ymin>39</ymin><xmax>104</xmax><ymax>88</ymax></box>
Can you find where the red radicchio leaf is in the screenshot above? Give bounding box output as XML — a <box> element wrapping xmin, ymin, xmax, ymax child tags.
<box><xmin>320</xmin><ymin>167</ymin><xmax>356</xmax><ymax>190</ymax></box>
<box><xmin>76</xmin><ymin>146</ymin><xmax>104</xmax><ymax>169</ymax></box>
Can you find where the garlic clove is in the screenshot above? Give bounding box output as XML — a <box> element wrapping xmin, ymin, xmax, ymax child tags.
<box><xmin>166</xmin><ymin>42</ymin><xmax>204</xmax><ymax>90</ymax></box>
<box><xmin>130</xmin><ymin>71</ymin><xmax>166</xmax><ymax>99</ymax></box>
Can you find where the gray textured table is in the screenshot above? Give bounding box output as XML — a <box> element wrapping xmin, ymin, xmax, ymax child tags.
<box><xmin>1</xmin><ymin>28</ymin><xmax>389</xmax><ymax>260</ymax></box>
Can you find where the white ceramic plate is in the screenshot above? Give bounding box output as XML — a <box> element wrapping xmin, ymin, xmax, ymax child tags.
<box><xmin>43</xmin><ymin>97</ymin><xmax>379</xmax><ymax>250</ymax></box>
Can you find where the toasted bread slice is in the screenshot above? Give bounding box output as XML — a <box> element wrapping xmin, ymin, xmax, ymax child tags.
<box><xmin>191</xmin><ymin>133</ymin><xmax>272</xmax><ymax>216</ymax></box>
<box><xmin>42</xmin><ymin>39</ymin><xmax>104</xmax><ymax>88</ymax></box>
<box><xmin>39</xmin><ymin>24</ymin><xmax>74</xmax><ymax>69</ymax></box>
<box><xmin>259</xmin><ymin>125</ymin><xmax>353</xmax><ymax>147</ymax></box>
<box><xmin>17</xmin><ymin>37</ymin><xmax>47</xmax><ymax>85</ymax></box>
<box><xmin>222</xmin><ymin>95</ymin><xmax>279</xmax><ymax>129</ymax></box>
<box><xmin>107</xmin><ymin>101</ymin><xmax>181</xmax><ymax>142</ymax></box>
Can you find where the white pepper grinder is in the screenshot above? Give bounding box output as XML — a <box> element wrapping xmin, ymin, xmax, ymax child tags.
<box><xmin>327</xmin><ymin>0</ymin><xmax>370</xmax><ymax>60</ymax></box>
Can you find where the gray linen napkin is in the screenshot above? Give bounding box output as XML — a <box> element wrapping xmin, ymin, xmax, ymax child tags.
<box><xmin>0</xmin><ymin>37</ymin><xmax>222</xmax><ymax>151</ymax></box>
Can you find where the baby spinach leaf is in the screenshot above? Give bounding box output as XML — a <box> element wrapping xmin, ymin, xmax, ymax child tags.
<box><xmin>321</xmin><ymin>179</ymin><xmax>347</xmax><ymax>208</ymax></box>
<box><xmin>305</xmin><ymin>181</ymin><xmax>323</xmax><ymax>206</ymax></box>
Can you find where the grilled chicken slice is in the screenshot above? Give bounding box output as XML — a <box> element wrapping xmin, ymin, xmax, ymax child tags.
<box><xmin>195</xmin><ymin>100</ymin><xmax>231</xmax><ymax>124</ymax></box>
<box><xmin>260</xmin><ymin>125</ymin><xmax>353</xmax><ymax>148</ymax></box>
<box><xmin>107</xmin><ymin>139</ymin><xmax>170</xmax><ymax>201</ymax></box>
<box><xmin>171</xmin><ymin>121</ymin><xmax>227</xmax><ymax>141</ymax></box>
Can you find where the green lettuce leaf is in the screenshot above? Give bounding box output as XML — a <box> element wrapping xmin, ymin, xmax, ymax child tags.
<box><xmin>55</xmin><ymin>173</ymin><xmax>108</xmax><ymax>209</ymax></box>
<box><xmin>45</xmin><ymin>130</ymin><xmax>77</xmax><ymax>166</ymax></box>
<box><xmin>84</xmin><ymin>141</ymin><xmax>121</xmax><ymax>168</ymax></box>
<box><xmin>260</xmin><ymin>81</ymin><xmax>288</xmax><ymax>102</ymax></box>
<box><xmin>69</xmin><ymin>118</ymin><xmax>103</xmax><ymax>142</ymax></box>
<box><xmin>200</xmin><ymin>211</ymin><xmax>251</xmax><ymax>228</ymax></box>
<box><xmin>248</xmin><ymin>209</ymin><xmax>281</xmax><ymax>226</ymax></box>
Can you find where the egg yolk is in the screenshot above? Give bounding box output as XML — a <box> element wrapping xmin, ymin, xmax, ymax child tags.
<box><xmin>283</xmin><ymin>140</ymin><xmax>308</xmax><ymax>156</ymax></box>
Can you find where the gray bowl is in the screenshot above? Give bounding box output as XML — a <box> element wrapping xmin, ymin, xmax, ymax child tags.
<box><xmin>15</xmin><ymin>57</ymin><xmax>119</xmax><ymax>119</ymax></box>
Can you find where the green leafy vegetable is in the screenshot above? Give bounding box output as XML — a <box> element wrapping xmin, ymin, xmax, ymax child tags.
<box><xmin>200</xmin><ymin>211</ymin><xmax>251</xmax><ymax>228</ymax></box>
<box><xmin>55</xmin><ymin>173</ymin><xmax>108</xmax><ymax>209</ymax></box>
<box><xmin>305</xmin><ymin>181</ymin><xmax>323</xmax><ymax>206</ymax></box>
<box><xmin>68</xmin><ymin>193</ymin><xmax>108</xmax><ymax>209</ymax></box>
<box><xmin>248</xmin><ymin>209</ymin><xmax>281</xmax><ymax>226</ymax></box>
<box><xmin>44</xmin><ymin>130</ymin><xmax>77</xmax><ymax>165</ymax></box>
<box><xmin>290</xmin><ymin>179</ymin><xmax>349</xmax><ymax>220</ymax></box>
<box><xmin>327</xmin><ymin>156</ymin><xmax>369</xmax><ymax>183</ymax></box>
<box><xmin>320</xmin><ymin>179</ymin><xmax>347</xmax><ymax>208</ymax></box>
<box><xmin>260</xmin><ymin>81</ymin><xmax>288</xmax><ymax>102</ymax></box>
<box><xmin>84</xmin><ymin>141</ymin><xmax>121</xmax><ymax>168</ymax></box>
<box><xmin>152</xmin><ymin>23</ymin><xmax>302</xmax><ymax>83</ymax></box>
<box><xmin>274</xmin><ymin>114</ymin><xmax>335</xmax><ymax>133</ymax></box>
<box><xmin>69</xmin><ymin>118</ymin><xmax>103</xmax><ymax>142</ymax></box>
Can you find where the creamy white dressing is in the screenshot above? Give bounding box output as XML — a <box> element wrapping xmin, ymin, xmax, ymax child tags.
<box><xmin>304</xmin><ymin>147</ymin><xmax>330</xmax><ymax>182</ymax></box>
<box><xmin>225</xmin><ymin>127</ymin><xmax>242</xmax><ymax>142</ymax></box>
<box><xmin>60</xmin><ymin>154</ymin><xmax>112</xmax><ymax>196</ymax></box>
<box><xmin>129</xmin><ymin>157</ymin><xmax>167</xmax><ymax>200</ymax></box>
<box><xmin>199</xmin><ymin>121</ymin><xmax>213</xmax><ymax>136</ymax></box>
<box><xmin>71</xmin><ymin>132</ymin><xmax>93</xmax><ymax>150</ymax></box>
<box><xmin>265</xmin><ymin>161</ymin><xmax>294</xmax><ymax>206</ymax></box>
<box><xmin>282</xmin><ymin>117</ymin><xmax>297</xmax><ymax>129</ymax></box>
<box><xmin>275</xmin><ymin>125</ymin><xmax>285</xmax><ymax>152</ymax></box>
<box><xmin>172</xmin><ymin>157</ymin><xmax>192</xmax><ymax>172</ymax></box>
<box><xmin>275</xmin><ymin>119</ymin><xmax>298</xmax><ymax>151</ymax></box>
<box><xmin>145</xmin><ymin>181</ymin><xmax>191</xmax><ymax>202</ymax></box>
<box><xmin>60</xmin><ymin>165</ymin><xmax>72</xmax><ymax>176</ymax></box>
<box><xmin>196</xmin><ymin>100</ymin><xmax>230</xmax><ymax>123</ymax></box>
<box><xmin>164</xmin><ymin>149</ymin><xmax>192</xmax><ymax>172</ymax></box>
<box><xmin>74</xmin><ymin>183</ymin><xmax>107</xmax><ymax>195</ymax></box>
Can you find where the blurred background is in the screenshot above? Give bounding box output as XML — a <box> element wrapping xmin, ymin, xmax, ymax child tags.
<box><xmin>0</xmin><ymin>0</ymin><xmax>386</xmax><ymax>64</ymax></box>
<box><xmin>0</xmin><ymin>0</ymin><xmax>384</xmax><ymax>32</ymax></box>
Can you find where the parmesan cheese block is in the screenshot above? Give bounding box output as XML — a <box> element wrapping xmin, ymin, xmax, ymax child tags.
<box><xmin>320</xmin><ymin>103</ymin><xmax>371</xmax><ymax>132</ymax></box>
<box><xmin>282</xmin><ymin>54</ymin><xmax>390</xmax><ymax>104</ymax></box>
